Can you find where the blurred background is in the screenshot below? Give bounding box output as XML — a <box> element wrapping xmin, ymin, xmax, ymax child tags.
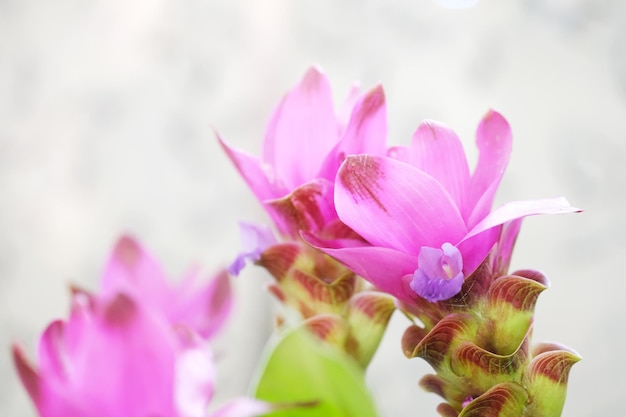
<box><xmin>1</xmin><ymin>0</ymin><xmax>625</xmax><ymax>415</ymax></box>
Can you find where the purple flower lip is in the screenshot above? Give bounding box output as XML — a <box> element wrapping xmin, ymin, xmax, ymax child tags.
<box><xmin>410</xmin><ymin>243</ymin><xmax>465</xmax><ymax>302</ymax></box>
<box><xmin>228</xmin><ymin>222</ymin><xmax>277</xmax><ymax>276</ymax></box>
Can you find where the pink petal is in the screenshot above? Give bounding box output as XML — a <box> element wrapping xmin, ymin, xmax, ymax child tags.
<box><xmin>410</xmin><ymin>120</ymin><xmax>471</xmax><ymax>213</ymax></box>
<box><xmin>303</xmin><ymin>232</ymin><xmax>416</xmax><ymax>301</ymax></box>
<box><xmin>174</xmin><ymin>338</ymin><xmax>216</xmax><ymax>417</ymax></box>
<box><xmin>263</xmin><ymin>67</ymin><xmax>339</xmax><ymax>189</ymax></box>
<box><xmin>218</xmin><ymin>133</ymin><xmax>287</xmax><ymax>202</ymax></box>
<box><xmin>100</xmin><ymin>235</ymin><xmax>171</xmax><ymax>308</ymax></box>
<box><xmin>467</xmin><ymin>110</ymin><xmax>512</xmax><ymax>224</ymax></box>
<box><xmin>76</xmin><ymin>294</ymin><xmax>179</xmax><ymax>416</ymax></box>
<box><xmin>37</xmin><ymin>321</ymin><xmax>67</xmax><ymax>382</ymax></box>
<box><xmin>265</xmin><ymin>179</ymin><xmax>338</xmax><ymax>236</ymax></box>
<box><xmin>335</xmin><ymin>155</ymin><xmax>467</xmax><ymax>255</ymax></box>
<box><xmin>170</xmin><ymin>270</ymin><xmax>233</xmax><ymax>339</ymax></box>
<box><xmin>463</xmin><ymin>197</ymin><xmax>582</xmax><ymax>242</ymax></box>
<box><xmin>465</xmin><ymin>176</ymin><xmax>501</xmax><ymax>229</ymax></box>
<box><xmin>337</xmin><ymin>82</ymin><xmax>361</xmax><ymax>133</ymax></box>
<box><xmin>456</xmin><ymin>224</ymin><xmax>501</xmax><ymax>276</ymax></box>
<box><xmin>343</xmin><ymin>84</ymin><xmax>386</xmax><ymax>156</ymax></box>
<box><xmin>318</xmin><ymin>84</ymin><xmax>387</xmax><ymax>181</ymax></box>
<box><xmin>28</xmin><ymin>292</ymin><xmax>181</xmax><ymax>416</ymax></box>
<box><xmin>12</xmin><ymin>344</ymin><xmax>41</xmax><ymax>405</ymax></box>
<box><xmin>493</xmin><ymin>219</ymin><xmax>523</xmax><ymax>275</ymax></box>
<box><xmin>102</xmin><ymin>236</ymin><xmax>233</xmax><ymax>339</ymax></box>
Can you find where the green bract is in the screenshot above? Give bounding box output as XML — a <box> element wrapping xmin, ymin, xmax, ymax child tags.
<box><xmin>252</xmin><ymin>328</ymin><xmax>379</xmax><ymax>417</ymax></box>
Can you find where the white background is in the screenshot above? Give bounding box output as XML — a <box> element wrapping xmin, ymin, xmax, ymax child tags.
<box><xmin>1</xmin><ymin>1</ymin><xmax>624</xmax><ymax>415</ymax></box>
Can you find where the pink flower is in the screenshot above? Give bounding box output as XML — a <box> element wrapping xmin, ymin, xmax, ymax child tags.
<box><xmin>12</xmin><ymin>290</ymin><xmax>271</xmax><ymax>417</ymax></box>
<box><xmin>219</xmin><ymin>66</ymin><xmax>387</xmax><ymax>237</ymax></box>
<box><xmin>101</xmin><ymin>235</ymin><xmax>232</xmax><ymax>339</ymax></box>
<box><xmin>306</xmin><ymin>110</ymin><xmax>580</xmax><ymax>303</ymax></box>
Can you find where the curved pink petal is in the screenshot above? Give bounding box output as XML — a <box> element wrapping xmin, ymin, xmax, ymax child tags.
<box><xmin>100</xmin><ymin>235</ymin><xmax>172</xmax><ymax>307</ymax></box>
<box><xmin>170</xmin><ymin>270</ymin><xmax>233</xmax><ymax>339</ymax></box>
<box><xmin>218</xmin><ymin>134</ymin><xmax>286</xmax><ymax>202</ymax></box>
<box><xmin>410</xmin><ymin>120</ymin><xmax>470</xmax><ymax>213</ymax></box>
<box><xmin>342</xmin><ymin>84</ymin><xmax>386</xmax><ymax>156</ymax></box>
<box><xmin>493</xmin><ymin>219</ymin><xmax>523</xmax><ymax>275</ymax></box>
<box><xmin>463</xmin><ymin>197</ymin><xmax>582</xmax><ymax>242</ymax></box>
<box><xmin>456</xmin><ymin>224</ymin><xmax>501</xmax><ymax>276</ymax></box>
<box><xmin>89</xmin><ymin>294</ymin><xmax>179</xmax><ymax>416</ymax></box>
<box><xmin>335</xmin><ymin>155</ymin><xmax>467</xmax><ymax>255</ymax></box>
<box><xmin>467</xmin><ymin>110</ymin><xmax>512</xmax><ymax>221</ymax></box>
<box><xmin>337</xmin><ymin>82</ymin><xmax>361</xmax><ymax>133</ymax></box>
<box><xmin>264</xmin><ymin>67</ymin><xmax>339</xmax><ymax>189</ymax></box>
<box><xmin>37</xmin><ymin>321</ymin><xmax>67</xmax><ymax>382</ymax></box>
<box><xmin>43</xmin><ymin>293</ymin><xmax>180</xmax><ymax>417</ymax></box>
<box><xmin>16</xmin><ymin>290</ymin><xmax>220</xmax><ymax>417</ymax></box>
<box><xmin>303</xmin><ymin>232</ymin><xmax>416</xmax><ymax>301</ymax></box>
<box><xmin>465</xmin><ymin>175</ymin><xmax>500</xmax><ymax>229</ymax></box>
<box><xmin>12</xmin><ymin>344</ymin><xmax>41</xmax><ymax>406</ymax></box>
<box><xmin>102</xmin><ymin>236</ymin><xmax>233</xmax><ymax>339</ymax></box>
<box><xmin>266</xmin><ymin>179</ymin><xmax>338</xmax><ymax>236</ymax></box>
<box><xmin>319</xmin><ymin>84</ymin><xmax>387</xmax><ymax>181</ymax></box>
<box><xmin>173</xmin><ymin>334</ymin><xmax>215</xmax><ymax>417</ymax></box>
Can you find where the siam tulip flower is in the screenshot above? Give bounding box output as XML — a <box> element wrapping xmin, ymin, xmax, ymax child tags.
<box><xmin>12</xmin><ymin>289</ymin><xmax>272</xmax><ymax>417</ymax></box>
<box><xmin>101</xmin><ymin>235</ymin><xmax>232</xmax><ymax>339</ymax></box>
<box><xmin>306</xmin><ymin>110</ymin><xmax>581</xmax><ymax>304</ymax></box>
<box><xmin>218</xmin><ymin>66</ymin><xmax>387</xmax><ymax>238</ymax></box>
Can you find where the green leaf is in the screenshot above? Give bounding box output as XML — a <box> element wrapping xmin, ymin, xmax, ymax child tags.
<box><xmin>252</xmin><ymin>328</ymin><xmax>379</xmax><ymax>417</ymax></box>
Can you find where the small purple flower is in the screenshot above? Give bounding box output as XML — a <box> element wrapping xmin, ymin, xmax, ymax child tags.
<box><xmin>410</xmin><ymin>243</ymin><xmax>464</xmax><ymax>302</ymax></box>
<box><xmin>228</xmin><ymin>222</ymin><xmax>277</xmax><ymax>276</ymax></box>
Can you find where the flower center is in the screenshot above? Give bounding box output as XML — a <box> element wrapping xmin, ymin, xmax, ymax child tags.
<box><xmin>409</xmin><ymin>243</ymin><xmax>465</xmax><ymax>302</ymax></box>
<box><xmin>441</xmin><ymin>261</ymin><xmax>455</xmax><ymax>280</ymax></box>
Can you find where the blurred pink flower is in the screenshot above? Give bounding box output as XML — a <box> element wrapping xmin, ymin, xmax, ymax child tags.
<box><xmin>219</xmin><ymin>66</ymin><xmax>387</xmax><ymax>237</ymax></box>
<box><xmin>101</xmin><ymin>235</ymin><xmax>232</xmax><ymax>339</ymax></box>
<box><xmin>306</xmin><ymin>110</ymin><xmax>580</xmax><ymax>303</ymax></box>
<box><xmin>12</xmin><ymin>290</ymin><xmax>272</xmax><ymax>417</ymax></box>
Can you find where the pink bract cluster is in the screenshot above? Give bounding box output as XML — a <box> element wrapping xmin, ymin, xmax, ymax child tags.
<box><xmin>222</xmin><ymin>66</ymin><xmax>579</xmax><ymax>304</ymax></box>
<box><xmin>12</xmin><ymin>236</ymin><xmax>271</xmax><ymax>417</ymax></box>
